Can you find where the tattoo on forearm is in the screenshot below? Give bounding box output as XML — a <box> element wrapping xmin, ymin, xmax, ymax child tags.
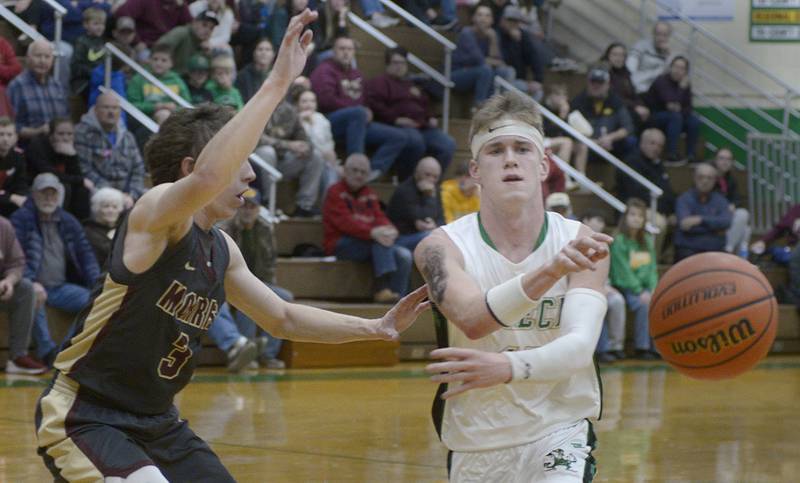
<box><xmin>422</xmin><ymin>245</ymin><xmax>447</xmax><ymax>304</ymax></box>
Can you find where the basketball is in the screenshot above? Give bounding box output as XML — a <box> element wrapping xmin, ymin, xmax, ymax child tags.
<box><xmin>648</xmin><ymin>252</ymin><xmax>779</xmax><ymax>380</ymax></box>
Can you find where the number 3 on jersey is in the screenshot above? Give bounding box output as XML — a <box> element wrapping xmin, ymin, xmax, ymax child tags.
<box><xmin>158</xmin><ymin>332</ymin><xmax>193</xmax><ymax>379</ymax></box>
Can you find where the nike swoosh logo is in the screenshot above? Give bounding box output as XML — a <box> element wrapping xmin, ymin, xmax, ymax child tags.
<box><xmin>488</xmin><ymin>124</ymin><xmax>513</xmax><ymax>133</ymax></box>
<box><xmin>88</xmin><ymin>48</ymin><xmax>105</xmax><ymax>62</ymax></box>
<box><xmin>184</xmin><ymin>261</ymin><xmax>196</xmax><ymax>271</ymax></box>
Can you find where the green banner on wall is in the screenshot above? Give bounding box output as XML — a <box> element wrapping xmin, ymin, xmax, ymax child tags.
<box><xmin>751</xmin><ymin>0</ymin><xmax>800</xmax><ymax>41</ymax></box>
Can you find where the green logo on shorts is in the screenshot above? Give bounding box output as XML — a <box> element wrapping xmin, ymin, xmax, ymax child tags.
<box><xmin>543</xmin><ymin>449</ymin><xmax>577</xmax><ymax>472</ymax></box>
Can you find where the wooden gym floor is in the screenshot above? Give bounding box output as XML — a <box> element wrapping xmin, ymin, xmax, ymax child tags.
<box><xmin>2</xmin><ymin>357</ymin><xmax>799</xmax><ymax>482</ymax></box>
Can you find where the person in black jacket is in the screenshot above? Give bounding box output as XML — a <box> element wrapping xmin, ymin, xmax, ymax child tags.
<box><xmin>82</xmin><ymin>187</ymin><xmax>125</xmax><ymax>270</ymax></box>
<box><xmin>235</xmin><ymin>38</ymin><xmax>275</xmax><ymax>102</ymax></box>
<box><xmin>713</xmin><ymin>147</ymin><xmax>751</xmax><ymax>256</ymax></box>
<box><xmin>25</xmin><ymin>117</ymin><xmax>92</xmax><ymax>220</ymax></box>
<box><xmin>616</xmin><ymin>128</ymin><xmax>677</xmax><ymax>258</ymax></box>
<box><xmin>386</xmin><ymin>156</ymin><xmax>444</xmax><ymax>251</ymax></box>
<box><xmin>0</xmin><ymin>118</ymin><xmax>28</xmax><ymax>217</ymax></box>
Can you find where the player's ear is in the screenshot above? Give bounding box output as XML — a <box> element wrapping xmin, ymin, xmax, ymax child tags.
<box><xmin>468</xmin><ymin>158</ymin><xmax>480</xmax><ymax>182</ymax></box>
<box><xmin>539</xmin><ymin>151</ymin><xmax>551</xmax><ymax>180</ymax></box>
<box><xmin>179</xmin><ymin>157</ymin><xmax>196</xmax><ymax>177</ymax></box>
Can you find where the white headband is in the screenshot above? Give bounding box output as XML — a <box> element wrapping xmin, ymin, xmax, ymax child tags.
<box><xmin>470</xmin><ymin>119</ymin><xmax>545</xmax><ymax>159</ymax></box>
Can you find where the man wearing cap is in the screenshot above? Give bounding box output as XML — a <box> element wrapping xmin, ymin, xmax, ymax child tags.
<box><xmin>545</xmin><ymin>191</ymin><xmax>573</xmax><ymax>219</ymax></box>
<box><xmin>570</xmin><ymin>65</ymin><xmax>636</xmax><ymax>159</ymax></box>
<box><xmin>11</xmin><ymin>173</ymin><xmax>100</xmax><ymax>366</ymax></box>
<box><xmin>496</xmin><ymin>6</ymin><xmax>544</xmax><ymax>100</ymax></box>
<box><xmin>210</xmin><ymin>188</ymin><xmax>294</xmax><ymax>371</ymax></box>
<box><xmin>155</xmin><ymin>10</ymin><xmax>219</xmax><ymax>75</ymax></box>
<box><xmin>414</xmin><ymin>91</ymin><xmax>612</xmax><ymax>481</ymax></box>
<box><xmin>184</xmin><ymin>54</ymin><xmax>214</xmax><ymax>104</ymax></box>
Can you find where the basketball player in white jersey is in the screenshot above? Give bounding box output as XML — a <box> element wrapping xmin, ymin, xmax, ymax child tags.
<box><xmin>414</xmin><ymin>91</ymin><xmax>613</xmax><ymax>482</ymax></box>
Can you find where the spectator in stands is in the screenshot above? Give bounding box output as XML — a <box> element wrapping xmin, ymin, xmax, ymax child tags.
<box><xmin>0</xmin><ymin>119</ymin><xmax>28</xmax><ymax>218</ymax></box>
<box><xmin>387</xmin><ymin>156</ymin><xmax>444</xmax><ymax>251</ymax></box>
<box><xmin>184</xmin><ymin>54</ymin><xmax>214</xmax><ymax>104</ymax></box>
<box><xmin>359</xmin><ymin>0</ymin><xmax>400</xmax><ymax>28</ymax></box>
<box><xmin>545</xmin><ymin>191</ymin><xmax>572</xmax><ymax>219</ymax></box>
<box><xmin>39</xmin><ymin>0</ymin><xmax>110</xmax><ymax>45</ymax></box>
<box><xmin>88</xmin><ymin>42</ymin><xmax>134</xmax><ymax>110</ymax></box>
<box><xmin>75</xmin><ymin>92</ymin><xmax>146</xmax><ymax>208</ymax></box>
<box><xmin>316</xmin><ymin>0</ymin><xmax>350</xmax><ymax>63</ymax></box>
<box><xmin>750</xmin><ymin>204</ymin><xmax>800</xmax><ymax>305</ymax></box>
<box><xmin>627</xmin><ymin>20</ymin><xmax>674</xmax><ymax>94</ymax></box>
<box><xmin>11</xmin><ymin>173</ymin><xmax>100</xmax><ymax>365</ymax></box>
<box><xmin>82</xmin><ymin>187</ymin><xmax>125</xmax><ymax>270</ymax></box>
<box><xmin>110</xmin><ymin>16</ymin><xmax>148</xmax><ymax>62</ymax></box>
<box><xmin>451</xmin><ymin>4</ymin><xmax>514</xmax><ymax>110</ymax></box>
<box><xmin>0</xmin><ymin>213</ymin><xmax>43</xmax><ymax>374</ymax></box>
<box><xmin>602</xmin><ymin>42</ymin><xmax>649</xmax><ymax>127</ymax></box>
<box><xmin>69</xmin><ymin>7</ymin><xmax>108</xmax><ymax>100</ymax></box>
<box><xmin>647</xmin><ymin>56</ymin><xmax>700</xmax><ymax>164</ymax></box>
<box><xmin>440</xmin><ymin>162</ymin><xmax>479</xmax><ymax>223</ymax></box>
<box><xmin>127</xmin><ymin>44</ymin><xmax>191</xmax><ymax>121</ymax></box>
<box><xmin>0</xmin><ymin>36</ymin><xmax>22</xmax><ymax>87</ymax></box>
<box><xmin>216</xmin><ymin>188</ymin><xmax>292</xmax><ymax>369</ymax></box>
<box><xmin>497</xmin><ymin>6</ymin><xmax>544</xmax><ymax>100</ymax></box>
<box><xmin>7</xmin><ymin>40</ymin><xmax>68</xmax><ymax>142</ymax></box>
<box><xmin>207</xmin><ymin>53</ymin><xmax>244</xmax><ymax>110</ymax></box>
<box><xmin>25</xmin><ymin>118</ymin><xmax>91</xmax><ymax>220</ymax></box>
<box><xmin>310</xmin><ymin>36</ymin><xmax>411</xmax><ymax>181</ymax></box>
<box><xmin>579</xmin><ymin>210</ymin><xmax>626</xmax><ymax>363</ymax></box>
<box><xmin>234</xmin><ymin>0</ymin><xmax>289</xmax><ymax>65</ymax></box>
<box><xmin>674</xmin><ymin>163</ymin><xmax>732</xmax><ymax>262</ymax></box>
<box><xmin>541</xmin><ymin>84</ymin><xmax>585</xmax><ymax>190</ymax></box>
<box><xmin>541</xmin><ymin>151</ymin><xmax>565</xmax><ymax>200</ymax></box>
<box><xmin>402</xmin><ymin>0</ymin><xmax>457</xmax><ymax>30</ymax></box>
<box><xmin>155</xmin><ymin>10</ymin><xmax>218</xmax><ymax>75</ymax></box>
<box><xmin>617</xmin><ymin>129</ymin><xmax>676</xmax><ymax>258</ymax></box>
<box><xmin>323</xmin><ymin>153</ymin><xmax>412</xmax><ymax>303</ymax></box>
<box><xmin>236</xmin><ymin>39</ymin><xmax>275</xmax><ymax>103</ymax></box>
<box><xmin>570</xmin><ymin>66</ymin><xmax>636</xmax><ymax>159</ymax></box>
<box><xmin>294</xmin><ymin>86</ymin><xmax>340</xmax><ymax>194</ymax></box>
<box><xmin>712</xmin><ymin>147</ymin><xmax>750</xmax><ymax>257</ymax></box>
<box><xmin>255</xmin><ymin>92</ymin><xmax>324</xmax><ymax>218</ymax></box>
<box><xmin>114</xmin><ymin>0</ymin><xmax>193</xmax><ymax>47</ymax></box>
<box><xmin>366</xmin><ymin>47</ymin><xmax>455</xmax><ymax>180</ymax></box>
<box><xmin>190</xmin><ymin>0</ymin><xmax>236</xmax><ymax>51</ymax></box>
<box><xmin>280</xmin><ymin>0</ymin><xmax>322</xmax><ymax>67</ymax></box>
<box><xmin>610</xmin><ymin>198</ymin><xmax>659</xmax><ymax>359</ymax></box>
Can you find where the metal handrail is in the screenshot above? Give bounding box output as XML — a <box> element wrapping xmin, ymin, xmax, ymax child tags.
<box><xmin>39</xmin><ymin>0</ymin><xmax>67</xmax><ymax>15</ymax></box>
<box><xmin>347</xmin><ymin>11</ymin><xmax>453</xmax><ymax>132</ymax></box>
<box><xmin>550</xmin><ymin>154</ymin><xmax>625</xmax><ymax>213</ymax></box>
<box><xmin>377</xmin><ymin>0</ymin><xmax>455</xmax><ymax>51</ymax></box>
<box><xmin>0</xmin><ymin>6</ymin><xmax>44</xmax><ymax>41</ymax></box>
<box><xmin>104</xmin><ymin>42</ymin><xmax>192</xmax><ymax>109</ymax></box>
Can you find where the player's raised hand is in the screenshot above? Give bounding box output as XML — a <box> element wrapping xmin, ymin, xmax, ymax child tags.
<box><xmin>545</xmin><ymin>232</ymin><xmax>612</xmax><ymax>279</ymax></box>
<box><xmin>270</xmin><ymin>9</ymin><xmax>318</xmax><ymax>88</ymax></box>
<box><xmin>426</xmin><ymin>347</ymin><xmax>512</xmax><ymax>399</ymax></box>
<box><xmin>376</xmin><ymin>285</ymin><xmax>431</xmax><ymax>340</ymax></box>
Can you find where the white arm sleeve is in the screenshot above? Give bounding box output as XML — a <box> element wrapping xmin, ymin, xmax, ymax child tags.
<box><xmin>504</xmin><ymin>288</ymin><xmax>607</xmax><ymax>382</ymax></box>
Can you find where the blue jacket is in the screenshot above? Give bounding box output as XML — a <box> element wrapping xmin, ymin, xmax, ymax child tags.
<box><xmin>10</xmin><ymin>199</ymin><xmax>100</xmax><ymax>287</ymax></box>
<box><xmin>674</xmin><ymin>188</ymin><xmax>732</xmax><ymax>253</ymax></box>
<box><xmin>452</xmin><ymin>27</ymin><xmax>489</xmax><ymax>70</ymax></box>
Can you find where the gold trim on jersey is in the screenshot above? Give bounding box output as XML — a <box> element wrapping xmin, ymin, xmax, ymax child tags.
<box><xmin>55</xmin><ymin>275</ymin><xmax>130</xmax><ymax>374</ymax></box>
<box><xmin>37</xmin><ymin>373</ymin><xmax>104</xmax><ymax>482</ymax></box>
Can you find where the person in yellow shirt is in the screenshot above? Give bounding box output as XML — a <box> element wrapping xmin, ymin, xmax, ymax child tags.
<box><xmin>440</xmin><ymin>162</ymin><xmax>480</xmax><ymax>223</ymax></box>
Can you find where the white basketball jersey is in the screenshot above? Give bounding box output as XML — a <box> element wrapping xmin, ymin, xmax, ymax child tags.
<box><xmin>438</xmin><ymin>211</ymin><xmax>602</xmax><ymax>452</ymax></box>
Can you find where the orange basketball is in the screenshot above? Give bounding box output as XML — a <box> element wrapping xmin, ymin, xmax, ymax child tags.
<box><xmin>648</xmin><ymin>252</ymin><xmax>778</xmax><ymax>379</ymax></box>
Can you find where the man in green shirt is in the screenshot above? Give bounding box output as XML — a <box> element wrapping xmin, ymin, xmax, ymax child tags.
<box><xmin>155</xmin><ymin>10</ymin><xmax>218</xmax><ymax>75</ymax></box>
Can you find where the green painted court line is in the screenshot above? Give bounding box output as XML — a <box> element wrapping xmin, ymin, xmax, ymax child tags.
<box><xmin>3</xmin><ymin>360</ymin><xmax>800</xmax><ymax>389</ymax></box>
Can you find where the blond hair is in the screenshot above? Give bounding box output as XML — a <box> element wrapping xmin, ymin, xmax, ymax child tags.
<box><xmin>469</xmin><ymin>91</ymin><xmax>543</xmax><ymax>143</ymax></box>
<box><xmin>83</xmin><ymin>6</ymin><xmax>107</xmax><ymax>23</ymax></box>
<box><xmin>210</xmin><ymin>54</ymin><xmax>236</xmax><ymax>73</ymax></box>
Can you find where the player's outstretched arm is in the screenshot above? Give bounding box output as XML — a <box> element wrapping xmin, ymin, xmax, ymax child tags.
<box><xmin>223</xmin><ymin>234</ymin><xmax>430</xmax><ymax>343</ymax></box>
<box><xmin>425</xmin><ymin>224</ymin><xmax>612</xmax><ymax>399</ymax></box>
<box><xmin>130</xmin><ymin>10</ymin><xmax>318</xmax><ymax>236</ymax></box>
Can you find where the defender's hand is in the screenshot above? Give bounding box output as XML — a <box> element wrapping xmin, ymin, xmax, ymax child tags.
<box><xmin>376</xmin><ymin>285</ymin><xmax>430</xmax><ymax>340</ymax></box>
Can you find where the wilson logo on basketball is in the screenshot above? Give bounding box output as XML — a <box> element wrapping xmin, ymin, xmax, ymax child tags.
<box><xmin>661</xmin><ymin>282</ymin><xmax>736</xmax><ymax>319</ymax></box>
<box><xmin>670</xmin><ymin>318</ymin><xmax>756</xmax><ymax>355</ymax></box>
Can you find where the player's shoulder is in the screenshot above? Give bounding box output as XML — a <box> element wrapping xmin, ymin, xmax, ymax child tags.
<box><xmin>414</xmin><ymin>226</ymin><xmax>462</xmax><ymax>264</ymax></box>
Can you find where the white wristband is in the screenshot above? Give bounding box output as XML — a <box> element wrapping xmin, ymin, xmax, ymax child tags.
<box><xmin>485</xmin><ymin>274</ymin><xmax>536</xmax><ymax>327</ymax></box>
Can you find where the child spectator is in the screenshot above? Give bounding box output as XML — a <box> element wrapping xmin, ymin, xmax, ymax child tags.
<box><xmin>88</xmin><ymin>42</ymin><xmax>134</xmax><ymax>109</ymax></box>
<box><xmin>127</xmin><ymin>44</ymin><xmax>191</xmax><ymax>121</ymax></box>
<box><xmin>610</xmin><ymin>198</ymin><xmax>659</xmax><ymax>360</ymax></box>
<box><xmin>70</xmin><ymin>7</ymin><xmax>108</xmax><ymax>100</ymax></box>
<box><xmin>184</xmin><ymin>54</ymin><xmax>214</xmax><ymax>104</ymax></box>
<box><xmin>582</xmin><ymin>209</ymin><xmax>627</xmax><ymax>363</ymax></box>
<box><xmin>293</xmin><ymin>85</ymin><xmax>340</xmax><ymax>194</ymax></box>
<box><xmin>206</xmin><ymin>53</ymin><xmax>244</xmax><ymax>110</ymax></box>
<box><xmin>0</xmin><ymin>118</ymin><xmax>28</xmax><ymax>217</ymax></box>
<box><xmin>440</xmin><ymin>162</ymin><xmax>479</xmax><ymax>223</ymax></box>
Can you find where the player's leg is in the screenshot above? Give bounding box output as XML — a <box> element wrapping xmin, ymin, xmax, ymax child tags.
<box><xmin>449</xmin><ymin>445</ymin><xmax>524</xmax><ymax>483</ymax></box>
<box><xmin>36</xmin><ymin>374</ymin><xmax>163</xmax><ymax>482</ymax></box>
<box><xmin>142</xmin><ymin>417</ymin><xmax>235</xmax><ymax>483</ymax></box>
<box><xmin>534</xmin><ymin>420</ymin><xmax>597</xmax><ymax>483</ymax></box>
